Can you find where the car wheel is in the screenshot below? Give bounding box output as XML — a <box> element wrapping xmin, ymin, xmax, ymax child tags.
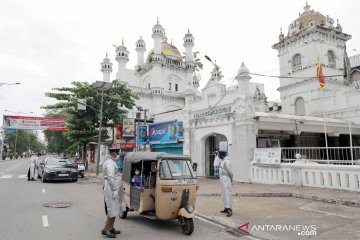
<box><xmin>80</xmin><ymin>172</ymin><xmax>84</xmax><ymax>178</ymax></box>
<box><xmin>42</xmin><ymin>173</ymin><xmax>47</xmax><ymax>183</ymax></box>
<box><xmin>73</xmin><ymin>178</ymin><xmax>78</xmax><ymax>182</ymax></box>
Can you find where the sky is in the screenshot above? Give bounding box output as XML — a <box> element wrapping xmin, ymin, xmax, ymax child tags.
<box><xmin>0</xmin><ymin>0</ymin><xmax>359</xmax><ymax>120</ymax></box>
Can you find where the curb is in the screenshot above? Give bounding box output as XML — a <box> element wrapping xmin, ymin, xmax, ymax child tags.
<box><xmin>197</xmin><ymin>192</ymin><xmax>360</xmax><ymax>208</ymax></box>
<box><xmin>195</xmin><ymin>212</ymin><xmax>266</xmax><ymax>240</ymax></box>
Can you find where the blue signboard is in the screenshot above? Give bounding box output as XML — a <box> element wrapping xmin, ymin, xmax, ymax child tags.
<box><xmin>149</xmin><ymin>120</ymin><xmax>182</xmax><ymax>144</ymax></box>
<box><xmin>137</xmin><ymin>125</ymin><xmax>148</xmax><ymax>144</ymax></box>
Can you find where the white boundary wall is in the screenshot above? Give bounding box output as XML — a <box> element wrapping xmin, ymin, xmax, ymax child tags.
<box><xmin>251</xmin><ymin>163</ymin><xmax>360</xmax><ymax>192</ymax></box>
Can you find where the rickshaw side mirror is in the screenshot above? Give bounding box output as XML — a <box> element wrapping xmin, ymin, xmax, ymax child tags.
<box><xmin>150</xmin><ymin>162</ymin><xmax>157</xmax><ymax>172</ymax></box>
<box><xmin>192</xmin><ymin>163</ymin><xmax>198</xmax><ymax>172</ymax></box>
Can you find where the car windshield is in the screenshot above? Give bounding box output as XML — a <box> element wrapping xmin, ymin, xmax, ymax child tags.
<box><xmin>160</xmin><ymin>159</ymin><xmax>194</xmax><ymax>179</ymax></box>
<box><xmin>46</xmin><ymin>158</ymin><xmax>72</xmax><ymax>166</ymax></box>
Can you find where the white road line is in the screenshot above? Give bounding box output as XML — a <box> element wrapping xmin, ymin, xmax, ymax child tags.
<box><xmin>42</xmin><ymin>189</ymin><xmax>46</xmax><ymax>193</ymax></box>
<box><xmin>42</xmin><ymin>215</ymin><xmax>49</xmax><ymax>227</ymax></box>
<box><xmin>18</xmin><ymin>175</ymin><xmax>27</xmax><ymax>178</ymax></box>
<box><xmin>0</xmin><ymin>175</ymin><xmax>13</xmax><ymax>178</ymax></box>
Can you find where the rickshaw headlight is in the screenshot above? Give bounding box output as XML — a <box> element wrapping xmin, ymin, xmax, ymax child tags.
<box><xmin>185</xmin><ymin>205</ymin><xmax>194</xmax><ymax>213</ymax></box>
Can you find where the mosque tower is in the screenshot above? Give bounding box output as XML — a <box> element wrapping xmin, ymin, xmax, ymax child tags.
<box><xmin>135</xmin><ymin>36</ymin><xmax>146</xmax><ymax>66</ymax></box>
<box><xmin>183</xmin><ymin>29</ymin><xmax>195</xmax><ymax>90</ymax></box>
<box><xmin>100</xmin><ymin>52</ymin><xmax>112</xmax><ymax>82</ymax></box>
<box><xmin>151</xmin><ymin>18</ymin><xmax>165</xmax><ymax>93</ymax></box>
<box><xmin>115</xmin><ymin>39</ymin><xmax>129</xmax><ymax>81</ymax></box>
<box><xmin>272</xmin><ymin>2</ymin><xmax>352</xmax><ymax>115</ymax></box>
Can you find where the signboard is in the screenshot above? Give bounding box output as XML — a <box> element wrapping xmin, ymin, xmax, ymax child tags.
<box><xmin>115</xmin><ymin>124</ymin><xmax>123</xmax><ymax>143</ymax></box>
<box><xmin>137</xmin><ymin>125</ymin><xmax>148</xmax><ymax>144</ymax></box>
<box><xmin>148</xmin><ymin>120</ymin><xmax>183</xmax><ymax>144</ymax></box>
<box><xmin>253</xmin><ymin>148</ymin><xmax>281</xmax><ymax>164</ymax></box>
<box><xmin>193</xmin><ymin>106</ymin><xmax>232</xmax><ymax>119</ymax></box>
<box><xmin>2</xmin><ymin>115</ymin><xmax>68</xmax><ymax>131</ymax></box>
<box><xmin>122</xmin><ymin>119</ymin><xmax>135</xmax><ymax>137</ymax></box>
<box><xmin>177</xmin><ymin>122</ymin><xmax>184</xmax><ymax>141</ymax></box>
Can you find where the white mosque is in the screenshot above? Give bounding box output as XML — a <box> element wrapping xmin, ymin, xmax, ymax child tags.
<box><xmin>95</xmin><ymin>3</ymin><xmax>360</xmax><ymax>191</ymax></box>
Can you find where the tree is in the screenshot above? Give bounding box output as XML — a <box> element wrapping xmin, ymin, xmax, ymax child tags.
<box><xmin>42</xmin><ymin>80</ymin><xmax>137</xmax><ymax>162</ymax></box>
<box><xmin>4</xmin><ymin>130</ymin><xmax>43</xmax><ymax>158</ymax></box>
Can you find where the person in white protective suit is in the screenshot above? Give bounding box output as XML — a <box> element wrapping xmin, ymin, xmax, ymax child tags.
<box><xmin>101</xmin><ymin>148</ymin><xmax>122</xmax><ymax>238</ymax></box>
<box><xmin>219</xmin><ymin>150</ymin><xmax>233</xmax><ymax>217</ymax></box>
<box><xmin>28</xmin><ymin>153</ymin><xmax>38</xmax><ymax>181</ymax></box>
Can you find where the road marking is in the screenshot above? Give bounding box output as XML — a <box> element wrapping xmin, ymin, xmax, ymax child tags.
<box><xmin>42</xmin><ymin>215</ymin><xmax>49</xmax><ymax>227</ymax></box>
<box><xmin>18</xmin><ymin>175</ymin><xmax>27</xmax><ymax>178</ymax></box>
<box><xmin>0</xmin><ymin>175</ymin><xmax>13</xmax><ymax>178</ymax></box>
<box><xmin>42</xmin><ymin>189</ymin><xmax>46</xmax><ymax>193</ymax></box>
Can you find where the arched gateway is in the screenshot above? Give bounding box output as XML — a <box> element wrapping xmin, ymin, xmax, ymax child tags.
<box><xmin>204</xmin><ymin>133</ymin><xmax>227</xmax><ymax>177</ymax></box>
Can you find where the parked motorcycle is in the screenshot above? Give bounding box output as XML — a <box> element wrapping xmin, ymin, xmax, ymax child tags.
<box><xmin>73</xmin><ymin>159</ymin><xmax>85</xmax><ymax>178</ymax></box>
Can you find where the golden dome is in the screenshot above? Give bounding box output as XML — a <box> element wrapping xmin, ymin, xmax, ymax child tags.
<box><xmin>161</xmin><ymin>42</ymin><xmax>182</xmax><ymax>59</ymax></box>
<box><xmin>147</xmin><ymin>42</ymin><xmax>183</xmax><ymax>62</ymax></box>
<box><xmin>297</xmin><ymin>12</ymin><xmax>325</xmax><ymax>28</ymax></box>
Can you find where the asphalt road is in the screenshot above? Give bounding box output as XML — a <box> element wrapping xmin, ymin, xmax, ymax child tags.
<box><xmin>0</xmin><ymin>158</ymin><xmax>240</xmax><ymax>240</ymax></box>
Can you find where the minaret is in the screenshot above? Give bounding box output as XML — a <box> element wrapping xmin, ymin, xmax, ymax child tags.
<box><xmin>151</xmin><ymin>18</ymin><xmax>165</xmax><ymax>93</ymax></box>
<box><xmin>183</xmin><ymin>29</ymin><xmax>194</xmax><ymax>62</ymax></box>
<box><xmin>236</xmin><ymin>62</ymin><xmax>251</xmax><ymax>95</ymax></box>
<box><xmin>135</xmin><ymin>36</ymin><xmax>146</xmax><ymax>66</ymax></box>
<box><xmin>152</xmin><ymin>17</ymin><xmax>165</xmax><ymax>55</ymax></box>
<box><xmin>115</xmin><ymin>39</ymin><xmax>129</xmax><ymax>81</ymax></box>
<box><xmin>100</xmin><ymin>52</ymin><xmax>112</xmax><ymax>82</ymax></box>
<box><xmin>184</xmin><ymin>29</ymin><xmax>195</xmax><ymax>92</ymax></box>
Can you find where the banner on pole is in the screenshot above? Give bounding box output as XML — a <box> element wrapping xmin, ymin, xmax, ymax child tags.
<box><xmin>2</xmin><ymin>115</ymin><xmax>68</xmax><ymax>131</ymax></box>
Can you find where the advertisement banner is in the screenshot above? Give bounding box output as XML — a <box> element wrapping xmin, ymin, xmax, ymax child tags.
<box><xmin>148</xmin><ymin>120</ymin><xmax>181</xmax><ymax>144</ymax></box>
<box><xmin>177</xmin><ymin>121</ymin><xmax>184</xmax><ymax>141</ymax></box>
<box><xmin>137</xmin><ymin>125</ymin><xmax>148</xmax><ymax>144</ymax></box>
<box><xmin>115</xmin><ymin>124</ymin><xmax>123</xmax><ymax>143</ymax></box>
<box><xmin>2</xmin><ymin>115</ymin><xmax>68</xmax><ymax>131</ymax></box>
<box><xmin>122</xmin><ymin>119</ymin><xmax>135</xmax><ymax>137</ymax></box>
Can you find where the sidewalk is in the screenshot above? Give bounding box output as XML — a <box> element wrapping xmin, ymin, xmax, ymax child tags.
<box><xmin>85</xmin><ymin>170</ymin><xmax>360</xmax><ymax>239</ymax></box>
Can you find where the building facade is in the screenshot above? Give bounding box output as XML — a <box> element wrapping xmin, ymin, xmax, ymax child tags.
<box><xmin>98</xmin><ymin>4</ymin><xmax>360</xmax><ymax>183</ymax></box>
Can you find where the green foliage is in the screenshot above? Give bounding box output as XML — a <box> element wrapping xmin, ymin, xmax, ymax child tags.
<box><xmin>193</xmin><ymin>51</ymin><xmax>203</xmax><ymax>73</ymax></box>
<box><xmin>4</xmin><ymin>130</ymin><xmax>43</xmax><ymax>156</ymax></box>
<box><xmin>42</xmin><ymin>80</ymin><xmax>137</xmax><ymax>152</ymax></box>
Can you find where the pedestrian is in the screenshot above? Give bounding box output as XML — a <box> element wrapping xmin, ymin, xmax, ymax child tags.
<box><xmin>28</xmin><ymin>153</ymin><xmax>38</xmax><ymax>181</ymax></box>
<box><xmin>213</xmin><ymin>150</ymin><xmax>221</xmax><ymax>179</ymax></box>
<box><xmin>102</xmin><ymin>148</ymin><xmax>122</xmax><ymax>238</ymax></box>
<box><xmin>218</xmin><ymin>150</ymin><xmax>233</xmax><ymax>217</ymax></box>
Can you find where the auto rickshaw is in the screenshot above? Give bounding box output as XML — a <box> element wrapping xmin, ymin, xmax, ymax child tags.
<box><xmin>120</xmin><ymin>152</ymin><xmax>198</xmax><ymax>235</ymax></box>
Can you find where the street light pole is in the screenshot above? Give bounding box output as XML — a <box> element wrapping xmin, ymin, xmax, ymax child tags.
<box><xmin>92</xmin><ymin>81</ymin><xmax>112</xmax><ymax>176</ymax></box>
<box><xmin>96</xmin><ymin>87</ymin><xmax>105</xmax><ymax>176</ymax></box>
<box><xmin>0</xmin><ymin>82</ymin><xmax>21</xmax><ymax>86</ymax></box>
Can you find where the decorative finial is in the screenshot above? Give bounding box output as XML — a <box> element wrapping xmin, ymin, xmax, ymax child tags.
<box><xmin>122</xmin><ymin>38</ymin><xmax>124</xmax><ymax>45</ymax></box>
<box><xmin>171</xmin><ymin>38</ymin><xmax>173</xmax><ymax>45</ymax></box>
<box><xmin>280</xmin><ymin>27</ymin><xmax>282</xmax><ymax>33</ymax></box>
<box><xmin>337</xmin><ymin>19</ymin><xmax>339</xmax><ymax>25</ymax></box>
<box><xmin>188</xmin><ymin>28</ymin><xmax>190</xmax><ymax>33</ymax></box>
<box><xmin>140</xmin><ymin>36</ymin><xmax>143</xmax><ymax>39</ymax></box>
<box><xmin>157</xmin><ymin>17</ymin><xmax>159</xmax><ymax>24</ymax></box>
<box><xmin>106</xmin><ymin>51</ymin><xmax>108</xmax><ymax>58</ymax></box>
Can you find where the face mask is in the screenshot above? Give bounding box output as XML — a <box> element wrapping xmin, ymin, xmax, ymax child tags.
<box><xmin>135</xmin><ymin>171</ymin><xmax>139</xmax><ymax>175</ymax></box>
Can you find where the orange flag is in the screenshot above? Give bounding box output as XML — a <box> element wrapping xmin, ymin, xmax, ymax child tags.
<box><xmin>317</xmin><ymin>54</ymin><xmax>325</xmax><ymax>88</ymax></box>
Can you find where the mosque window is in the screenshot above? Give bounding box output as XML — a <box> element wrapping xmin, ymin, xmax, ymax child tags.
<box><xmin>169</xmin><ymin>82</ymin><xmax>172</xmax><ymax>91</ymax></box>
<box><xmin>295</xmin><ymin>97</ymin><xmax>305</xmax><ymax>116</ymax></box>
<box><xmin>148</xmin><ymin>83</ymin><xmax>151</xmax><ymax>89</ymax></box>
<box><xmin>175</xmin><ymin>84</ymin><xmax>178</xmax><ymax>92</ymax></box>
<box><xmin>292</xmin><ymin>54</ymin><xmax>302</xmax><ymax>71</ymax></box>
<box><xmin>328</xmin><ymin>50</ymin><xmax>336</xmax><ymax>68</ymax></box>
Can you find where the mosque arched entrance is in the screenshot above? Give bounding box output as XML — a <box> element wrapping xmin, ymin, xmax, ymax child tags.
<box><xmin>204</xmin><ymin>133</ymin><xmax>227</xmax><ymax>177</ymax></box>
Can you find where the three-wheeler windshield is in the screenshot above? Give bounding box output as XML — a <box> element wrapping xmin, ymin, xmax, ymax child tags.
<box><xmin>160</xmin><ymin>159</ymin><xmax>195</xmax><ymax>180</ymax></box>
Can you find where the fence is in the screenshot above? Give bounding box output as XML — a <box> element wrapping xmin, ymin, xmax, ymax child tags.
<box><xmin>250</xmin><ymin>163</ymin><xmax>360</xmax><ymax>192</ymax></box>
<box><xmin>281</xmin><ymin>147</ymin><xmax>360</xmax><ymax>165</ymax></box>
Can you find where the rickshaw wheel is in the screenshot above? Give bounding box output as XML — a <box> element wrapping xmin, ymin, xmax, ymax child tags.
<box><xmin>120</xmin><ymin>208</ymin><xmax>128</xmax><ymax>219</ymax></box>
<box><xmin>180</xmin><ymin>217</ymin><xmax>194</xmax><ymax>235</ymax></box>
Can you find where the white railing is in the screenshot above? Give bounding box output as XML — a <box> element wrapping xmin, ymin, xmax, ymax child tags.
<box><xmin>251</xmin><ymin>163</ymin><xmax>360</xmax><ymax>192</ymax></box>
<box><xmin>281</xmin><ymin>147</ymin><xmax>360</xmax><ymax>165</ymax></box>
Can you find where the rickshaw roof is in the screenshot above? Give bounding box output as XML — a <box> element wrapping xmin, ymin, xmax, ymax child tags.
<box><xmin>124</xmin><ymin>152</ymin><xmax>190</xmax><ymax>163</ymax></box>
